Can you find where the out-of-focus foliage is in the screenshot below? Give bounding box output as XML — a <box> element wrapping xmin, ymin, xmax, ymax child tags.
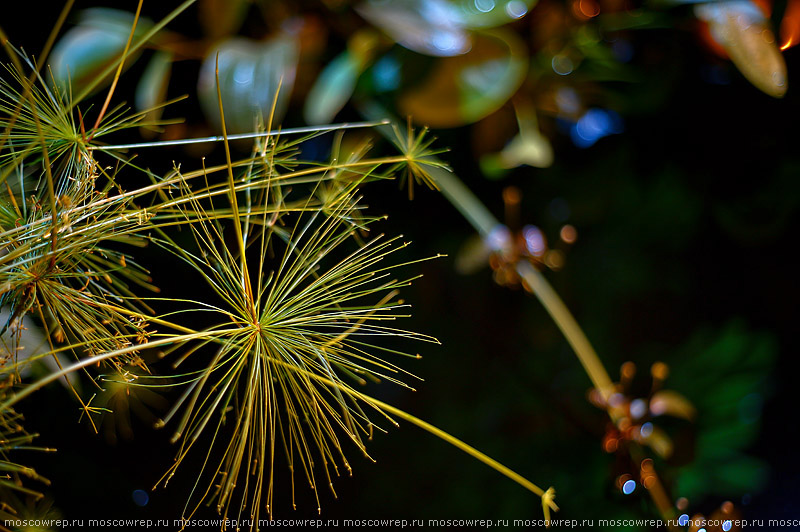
<box><xmin>45</xmin><ymin>0</ymin><xmax>799</xmax><ymax>175</ymax></box>
<box><xmin>198</xmin><ymin>35</ymin><xmax>298</xmax><ymax>133</ymax></box>
<box><xmin>671</xmin><ymin>323</ymin><xmax>775</xmax><ymax>501</ymax></box>
<box><xmin>49</xmin><ymin>8</ymin><xmax>153</xmax><ymax>96</ymax></box>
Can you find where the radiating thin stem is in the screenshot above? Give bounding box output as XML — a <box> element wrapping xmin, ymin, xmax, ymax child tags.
<box><xmin>88</xmin><ymin>0</ymin><xmax>144</xmax><ymax>140</ymax></box>
<box><xmin>370</xmin><ymin>396</ymin><xmax>555</xmax><ymax>502</ymax></box>
<box><xmin>0</xmin><ymin>0</ymin><xmax>75</xmax><ymax>157</ymax></box>
<box><xmin>87</xmin><ymin>121</ymin><xmax>390</xmax><ymax>151</ymax></box>
<box><xmin>215</xmin><ymin>52</ymin><xmax>254</xmax><ymax>318</ymax></box>
<box><xmin>266</xmin><ymin>356</ymin><xmax>556</xmax><ymax>508</ymax></box>
<box><xmin>0</xmin><ymin>330</ymin><xmax>238</xmax><ymax>413</ymax></box>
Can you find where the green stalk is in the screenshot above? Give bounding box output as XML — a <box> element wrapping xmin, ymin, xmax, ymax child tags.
<box><xmin>416</xmin><ymin>162</ymin><xmax>499</xmax><ymax>238</ymax></box>
<box><xmin>266</xmin><ymin>356</ymin><xmax>557</xmax><ymax>510</ymax></box>
<box><xmin>369</xmin><ymin>396</ymin><xmax>554</xmax><ymax>501</ymax></box>
<box><xmin>362</xmin><ymin>105</ymin><xmax>617</xmax><ymax>405</ymax></box>
<box><xmin>515</xmin><ymin>261</ymin><xmax>615</xmax><ymax>403</ymax></box>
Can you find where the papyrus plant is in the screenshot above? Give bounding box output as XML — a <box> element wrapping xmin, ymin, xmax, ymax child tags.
<box><xmin>0</xmin><ymin>5</ymin><xmax>556</xmax><ymax>527</ymax></box>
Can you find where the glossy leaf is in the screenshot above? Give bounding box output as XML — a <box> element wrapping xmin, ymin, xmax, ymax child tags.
<box><xmin>357</xmin><ymin>0</ymin><xmax>471</xmax><ymax>56</ymax></box>
<box><xmin>198</xmin><ymin>36</ymin><xmax>298</xmax><ymax>134</ymax></box>
<box><xmin>304</xmin><ymin>31</ymin><xmax>380</xmax><ymax>125</ymax></box>
<box><xmin>49</xmin><ymin>8</ymin><xmax>152</xmax><ymax>95</ymax></box>
<box><xmin>695</xmin><ymin>0</ymin><xmax>787</xmax><ymax>97</ymax></box>
<box><xmin>135</xmin><ymin>51</ymin><xmax>173</xmax><ymax>127</ymax></box>
<box><xmin>304</xmin><ymin>52</ymin><xmax>362</xmax><ymax>125</ymax></box>
<box><xmin>398</xmin><ymin>29</ymin><xmax>527</xmax><ymax>127</ymax></box>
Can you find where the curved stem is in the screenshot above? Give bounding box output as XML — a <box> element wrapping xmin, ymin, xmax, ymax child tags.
<box><xmin>265</xmin><ymin>356</ymin><xmax>557</xmax><ymax>510</ymax></box>
<box><xmin>368</xmin><ymin>395</ymin><xmax>554</xmax><ymax>502</ymax></box>
<box><xmin>88</xmin><ymin>0</ymin><xmax>144</xmax><ymax>140</ymax></box>
<box><xmin>515</xmin><ymin>262</ymin><xmax>616</xmax><ymax>406</ymax></box>
<box><xmin>426</xmin><ymin>152</ymin><xmax>618</xmax><ymax>406</ymax></box>
<box><xmin>359</xmin><ymin>105</ymin><xmax>617</xmax><ymax>407</ymax></box>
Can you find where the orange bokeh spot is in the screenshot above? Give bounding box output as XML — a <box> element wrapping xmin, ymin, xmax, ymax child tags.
<box><xmin>781</xmin><ymin>0</ymin><xmax>800</xmax><ymax>50</ymax></box>
<box><xmin>603</xmin><ymin>436</ymin><xmax>619</xmax><ymax>453</ymax></box>
<box><xmin>572</xmin><ymin>0</ymin><xmax>600</xmax><ymax>19</ymax></box>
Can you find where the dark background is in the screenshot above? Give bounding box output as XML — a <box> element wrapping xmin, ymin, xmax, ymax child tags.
<box><xmin>5</xmin><ymin>1</ymin><xmax>799</xmax><ymax>529</ymax></box>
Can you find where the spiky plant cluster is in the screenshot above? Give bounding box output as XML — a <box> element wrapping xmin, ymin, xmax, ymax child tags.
<box><xmin>387</xmin><ymin>119</ymin><xmax>449</xmax><ymax>200</ymax></box>
<box><xmin>0</xmin><ymin>168</ymin><xmax>158</xmax><ymax>355</ymax></box>
<box><xmin>0</xmin><ymin>8</ymin><xmax>551</xmax><ymax>526</ymax></box>
<box><xmin>0</xmin><ymin>53</ymin><xmax>437</xmax><ymax>524</ymax></box>
<box><xmin>0</xmin><ymin>394</ymin><xmax>50</xmax><ymax>517</ymax></box>
<box><xmin>0</xmin><ymin>45</ymin><xmax>166</xmax><ymax>359</ymax></box>
<box><xmin>0</xmin><ymin>44</ymin><xmax>164</xmax><ymax>509</ymax></box>
<box><xmin>145</xmin><ymin>166</ymin><xmax>438</xmax><ymax>522</ymax></box>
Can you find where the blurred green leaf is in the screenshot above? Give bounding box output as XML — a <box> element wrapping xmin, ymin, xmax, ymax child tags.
<box><xmin>573</xmin><ymin>28</ymin><xmax>639</xmax><ymax>82</ymax></box>
<box><xmin>398</xmin><ymin>29</ymin><xmax>527</xmax><ymax>127</ymax></box>
<box><xmin>712</xmin><ymin>455</ymin><xmax>768</xmax><ymax>493</ymax></box>
<box><xmin>305</xmin><ymin>30</ymin><xmax>380</xmax><ymax>125</ymax></box>
<box><xmin>669</xmin><ymin>322</ymin><xmax>776</xmax><ymax>501</ymax></box>
<box><xmin>679</xmin><ymin>452</ymin><xmax>768</xmax><ymax>497</ymax></box>
<box><xmin>304</xmin><ymin>52</ymin><xmax>362</xmax><ymax>125</ymax></box>
<box><xmin>357</xmin><ymin>0</ymin><xmax>471</xmax><ymax>57</ymax></box>
<box><xmin>135</xmin><ymin>51</ymin><xmax>173</xmax><ymax>127</ymax></box>
<box><xmin>479</xmin><ymin>153</ymin><xmax>512</xmax><ymax>179</ymax></box>
<box><xmin>598</xmin><ymin>10</ymin><xmax>670</xmax><ymax>31</ymax></box>
<box><xmin>49</xmin><ymin>8</ymin><xmax>152</xmax><ymax>96</ymax></box>
<box><xmin>198</xmin><ymin>35</ymin><xmax>298</xmax><ymax>134</ymax></box>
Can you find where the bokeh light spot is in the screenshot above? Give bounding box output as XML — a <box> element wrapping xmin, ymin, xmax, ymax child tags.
<box><xmin>630</xmin><ymin>398</ymin><xmax>647</xmax><ymax>420</ymax></box>
<box><xmin>505</xmin><ymin>0</ymin><xmax>528</xmax><ymax>18</ymax></box>
<box><xmin>132</xmin><ymin>489</ymin><xmax>149</xmax><ymax>507</ymax></box>
<box><xmin>622</xmin><ymin>479</ymin><xmax>636</xmax><ymax>495</ymax></box>
<box><xmin>552</xmin><ymin>55</ymin><xmax>574</xmax><ymax>76</ymax></box>
<box><xmin>560</xmin><ymin>224</ymin><xmax>577</xmax><ymax>244</ymax></box>
<box><xmin>475</xmin><ymin>0</ymin><xmax>496</xmax><ymax>12</ymax></box>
